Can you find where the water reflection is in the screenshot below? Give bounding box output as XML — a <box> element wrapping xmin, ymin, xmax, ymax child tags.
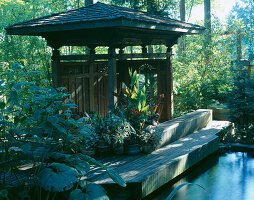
<box><xmin>150</xmin><ymin>152</ymin><xmax>254</xmax><ymax>200</ymax></box>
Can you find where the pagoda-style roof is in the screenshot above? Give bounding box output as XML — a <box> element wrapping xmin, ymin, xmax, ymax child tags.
<box><xmin>5</xmin><ymin>2</ymin><xmax>205</xmax><ymax>47</ymax></box>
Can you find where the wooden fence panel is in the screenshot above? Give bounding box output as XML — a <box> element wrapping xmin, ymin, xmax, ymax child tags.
<box><xmin>60</xmin><ymin>62</ymin><xmax>109</xmax><ymax>117</ymax></box>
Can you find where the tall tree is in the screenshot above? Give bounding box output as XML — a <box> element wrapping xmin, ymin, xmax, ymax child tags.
<box><xmin>204</xmin><ymin>0</ymin><xmax>211</xmax><ymax>64</ymax></box>
<box><xmin>85</xmin><ymin>0</ymin><xmax>94</xmax><ymax>6</ymax></box>
<box><xmin>180</xmin><ymin>0</ymin><xmax>186</xmax><ymax>21</ymax></box>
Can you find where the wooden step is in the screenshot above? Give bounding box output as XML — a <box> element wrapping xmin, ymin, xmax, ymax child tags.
<box><xmin>87</xmin><ymin>120</ymin><xmax>230</xmax><ymax>199</ymax></box>
<box><xmin>154</xmin><ymin>109</ymin><xmax>212</xmax><ymax>148</ymax></box>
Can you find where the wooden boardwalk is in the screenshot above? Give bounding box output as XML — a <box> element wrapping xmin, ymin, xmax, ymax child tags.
<box><xmin>87</xmin><ymin>121</ymin><xmax>230</xmax><ymax>199</ymax></box>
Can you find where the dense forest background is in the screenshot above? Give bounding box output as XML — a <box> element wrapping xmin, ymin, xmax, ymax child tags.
<box><xmin>0</xmin><ymin>0</ymin><xmax>253</xmax><ymax>115</ymax></box>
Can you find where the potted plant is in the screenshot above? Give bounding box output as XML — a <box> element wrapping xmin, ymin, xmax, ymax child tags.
<box><xmin>103</xmin><ymin>111</ymin><xmax>126</xmax><ymax>155</ymax></box>
<box><xmin>112</xmin><ymin>121</ymin><xmax>135</xmax><ymax>155</ymax></box>
<box><xmin>86</xmin><ymin>112</ymin><xmax>111</xmax><ymax>155</ymax></box>
<box><xmin>141</xmin><ymin>126</ymin><xmax>158</xmax><ymax>154</ymax></box>
<box><xmin>124</xmin><ymin>127</ymin><xmax>142</xmax><ymax>155</ymax></box>
<box><xmin>96</xmin><ymin>128</ymin><xmax>111</xmax><ymax>155</ymax></box>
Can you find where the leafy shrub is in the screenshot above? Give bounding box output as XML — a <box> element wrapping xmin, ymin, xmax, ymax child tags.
<box><xmin>0</xmin><ymin>64</ymin><xmax>125</xmax><ymax>199</ymax></box>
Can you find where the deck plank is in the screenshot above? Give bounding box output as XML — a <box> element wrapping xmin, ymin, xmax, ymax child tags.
<box><xmin>87</xmin><ymin>121</ymin><xmax>230</xmax><ymax>199</ymax></box>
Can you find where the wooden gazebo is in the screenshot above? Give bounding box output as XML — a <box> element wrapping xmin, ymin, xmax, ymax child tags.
<box><xmin>5</xmin><ymin>2</ymin><xmax>204</xmax><ymax>121</ymax></box>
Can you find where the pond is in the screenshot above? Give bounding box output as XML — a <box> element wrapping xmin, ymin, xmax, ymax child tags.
<box><xmin>149</xmin><ymin>152</ymin><xmax>254</xmax><ymax>200</ymax></box>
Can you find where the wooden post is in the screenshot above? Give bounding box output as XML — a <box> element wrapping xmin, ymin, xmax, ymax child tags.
<box><xmin>89</xmin><ymin>46</ymin><xmax>95</xmax><ymax>111</ymax></box>
<box><xmin>52</xmin><ymin>47</ymin><xmax>61</xmax><ymax>88</ymax></box>
<box><xmin>142</xmin><ymin>45</ymin><xmax>147</xmax><ymax>54</ymax></box>
<box><xmin>108</xmin><ymin>47</ymin><xmax>117</xmax><ymax>108</ymax></box>
<box><xmin>158</xmin><ymin>46</ymin><xmax>173</xmax><ymax>122</ymax></box>
<box><xmin>166</xmin><ymin>46</ymin><xmax>173</xmax><ymax>120</ymax></box>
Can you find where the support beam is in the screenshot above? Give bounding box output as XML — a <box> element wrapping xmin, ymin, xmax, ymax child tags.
<box><xmin>108</xmin><ymin>47</ymin><xmax>117</xmax><ymax>108</ymax></box>
<box><xmin>59</xmin><ymin>53</ymin><xmax>168</xmax><ymax>61</ymax></box>
<box><xmin>167</xmin><ymin>47</ymin><xmax>174</xmax><ymax>120</ymax></box>
<box><xmin>51</xmin><ymin>48</ymin><xmax>61</xmax><ymax>88</ymax></box>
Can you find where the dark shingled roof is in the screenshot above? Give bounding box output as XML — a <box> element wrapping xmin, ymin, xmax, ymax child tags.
<box><xmin>5</xmin><ymin>2</ymin><xmax>205</xmax><ymax>35</ymax></box>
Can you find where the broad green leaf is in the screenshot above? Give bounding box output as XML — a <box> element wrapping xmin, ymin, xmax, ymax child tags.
<box><xmin>106</xmin><ymin>168</ymin><xmax>126</xmax><ymax>187</ymax></box>
<box><xmin>69</xmin><ymin>189</ymin><xmax>86</xmax><ymax>200</ymax></box>
<box><xmin>39</xmin><ymin>163</ymin><xmax>79</xmax><ymax>192</ymax></box>
<box><xmin>131</xmin><ymin>92</ymin><xmax>138</xmax><ymax>99</ymax></box>
<box><xmin>49</xmin><ymin>152</ymin><xmax>72</xmax><ymax>162</ymax></box>
<box><xmin>140</xmin><ymin>91</ymin><xmax>146</xmax><ymax>107</ymax></box>
<box><xmin>48</xmin><ymin>116</ymin><xmax>67</xmax><ymax>134</ymax></box>
<box><xmin>141</xmin><ymin>106</ymin><xmax>149</xmax><ymax>112</ymax></box>
<box><xmin>138</xmin><ymin>102</ymin><xmax>141</xmax><ymax>111</ymax></box>
<box><xmin>142</xmin><ymin>85</ymin><xmax>146</xmax><ymax>93</ymax></box>
<box><xmin>128</xmin><ymin>68</ymin><xmax>132</xmax><ymax>77</ymax></box>
<box><xmin>122</xmin><ymin>82</ymin><xmax>128</xmax><ymax>89</ymax></box>
<box><xmin>67</xmin><ymin>158</ymin><xmax>90</xmax><ymax>176</ymax></box>
<box><xmin>84</xmin><ymin>183</ymin><xmax>109</xmax><ymax>200</ymax></box>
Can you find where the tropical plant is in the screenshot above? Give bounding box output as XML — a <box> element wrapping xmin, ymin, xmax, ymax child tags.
<box><xmin>121</xmin><ymin>69</ymin><xmax>151</xmax><ymax>134</ymax></box>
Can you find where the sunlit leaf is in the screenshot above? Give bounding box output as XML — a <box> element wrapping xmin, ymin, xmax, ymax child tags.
<box><xmin>138</xmin><ymin>102</ymin><xmax>141</xmax><ymax>111</ymax></box>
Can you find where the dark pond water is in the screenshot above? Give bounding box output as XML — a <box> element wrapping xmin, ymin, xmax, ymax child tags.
<box><xmin>149</xmin><ymin>152</ymin><xmax>254</xmax><ymax>200</ymax></box>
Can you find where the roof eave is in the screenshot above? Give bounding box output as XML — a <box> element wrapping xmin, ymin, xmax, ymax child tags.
<box><xmin>121</xmin><ymin>19</ymin><xmax>205</xmax><ymax>34</ymax></box>
<box><xmin>5</xmin><ymin>18</ymin><xmax>124</xmax><ymax>36</ymax></box>
<box><xmin>5</xmin><ymin>17</ymin><xmax>205</xmax><ymax>36</ymax></box>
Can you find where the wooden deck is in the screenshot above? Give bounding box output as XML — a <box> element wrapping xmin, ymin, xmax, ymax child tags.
<box><xmin>87</xmin><ymin>120</ymin><xmax>230</xmax><ymax>199</ymax></box>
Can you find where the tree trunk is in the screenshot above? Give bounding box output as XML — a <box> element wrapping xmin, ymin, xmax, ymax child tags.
<box><xmin>85</xmin><ymin>0</ymin><xmax>93</xmax><ymax>6</ymax></box>
<box><xmin>179</xmin><ymin>0</ymin><xmax>186</xmax><ymax>52</ymax></box>
<box><xmin>236</xmin><ymin>29</ymin><xmax>242</xmax><ymax>60</ymax></box>
<box><xmin>180</xmin><ymin>0</ymin><xmax>185</xmax><ymax>22</ymax></box>
<box><xmin>204</xmin><ymin>0</ymin><xmax>211</xmax><ymax>64</ymax></box>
